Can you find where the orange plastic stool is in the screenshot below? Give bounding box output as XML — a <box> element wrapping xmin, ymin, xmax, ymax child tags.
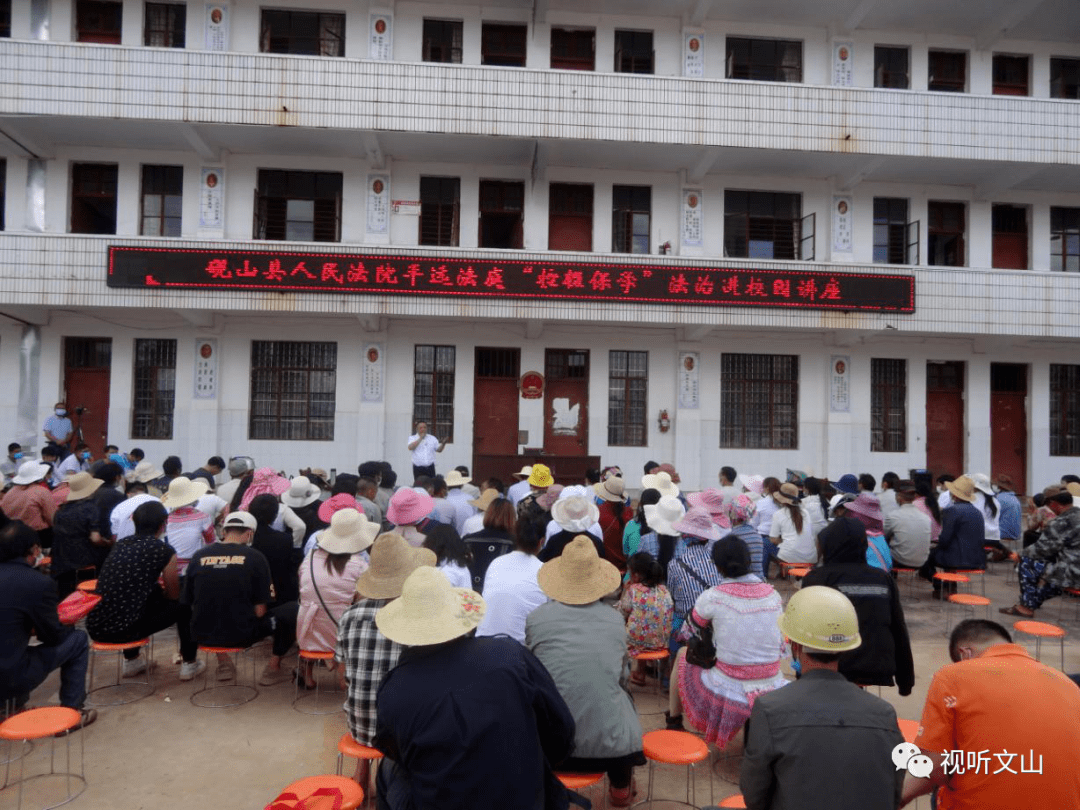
<box><xmin>789</xmin><ymin>567</ymin><xmax>811</xmax><ymax>583</ymax></box>
<box><xmin>75</xmin><ymin>580</ymin><xmax>97</xmax><ymax>593</ymax></box>
<box><xmin>718</xmin><ymin>796</ymin><xmax>747</xmax><ymax>808</ymax></box>
<box><xmin>190</xmin><ymin>646</ymin><xmax>258</xmax><ymax>707</ymax></box>
<box><xmin>294</xmin><ymin>650</ymin><xmax>342</xmax><ymax>715</ymax></box>
<box><xmin>87</xmin><ymin>637</ymin><xmax>154</xmax><ymax>706</ymax></box>
<box><xmin>557</xmin><ymin>772</ymin><xmax>606</xmax><ymax>808</ymax></box>
<box><xmin>640</xmin><ymin>729</ymin><xmax>712</xmax><ymax>809</ymax></box>
<box><xmin>778</xmin><ymin>562</ymin><xmax>812</xmax><ymax>580</ymax></box>
<box><xmin>952</xmin><ymin>569</ymin><xmax>985</xmax><ymax>595</ymax></box>
<box><xmin>944</xmin><ymin>594</ymin><xmax>991</xmax><ymax>636</ymax></box>
<box><xmin>932</xmin><ymin>572</ymin><xmax>969</xmax><ymax>603</ymax></box>
<box><xmin>0</xmin><ymin>707</ymin><xmax>86</xmax><ymax>809</ymax></box>
<box><xmin>335</xmin><ymin>734</ymin><xmax>383</xmax><ymax>808</ymax></box>
<box><xmin>1013</xmin><ymin>620</ymin><xmax>1066</xmax><ymax>670</ymax></box>
<box><xmin>630</xmin><ymin>648</ymin><xmax>670</xmax><ymax>715</ymax></box>
<box><xmin>272</xmin><ymin>775</ymin><xmax>364</xmax><ymax>810</ymax></box>
<box><xmin>897</xmin><ymin>719</ymin><xmax>920</xmax><ymax>743</ymax></box>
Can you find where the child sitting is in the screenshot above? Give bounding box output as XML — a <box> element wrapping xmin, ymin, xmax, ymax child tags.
<box><xmin>618</xmin><ymin>552</ymin><xmax>674</xmax><ymax>686</ymax></box>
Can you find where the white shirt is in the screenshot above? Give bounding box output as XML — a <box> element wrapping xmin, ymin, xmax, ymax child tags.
<box><xmin>750</xmin><ymin>496</ymin><xmax>779</xmax><ymax>534</ymax></box>
<box><xmin>408</xmin><ymin>434</ymin><xmax>440</xmax><ymax>467</ymax></box>
<box><xmin>770</xmin><ymin>506</ymin><xmax>817</xmax><ymax>564</ymax></box>
<box><xmin>445</xmin><ymin>489</ymin><xmax>478</xmax><ymax>534</ymax></box>
<box><xmin>438</xmin><ymin>561</ymin><xmax>472</xmax><ymax>589</ymax></box>
<box><xmin>878</xmin><ymin>489</ymin><xmax>899</xmax><ymax>518</ymax></box>
<box><xmin>476</xmin><ymin>551</ymin><xmax>548</xmax><ymax>644</ymax></box>
<box><xmin>195</xmin><ymin>494</ymin><xmax>228</xmax><ymax>523</ymax></box>
<box><xmin>54</xmin><ymin>453</ymin><xmax>85</xmax><ymax>485</ymax></box>
<box><xmin>544</xmin><ymin>519</ymin><xmax>603</xmax><ymax>543</ymax></box>
<box><xmin>508</xmin><ymin>479</ymin><xmax>532</xmax><ymax>506</ymax></box>
<box><xmin>430</xmin><ymin>498</ymin><xmax>457</xmax><ymax>527</ymax></box>
<box><xmin>110</xmin><ymin>494</ymin><xmax>160</xmax><ymax>540</ymax></box>
<box><xmin>461</xmin><ymin>512</ymin><xmax>486</xmax><ymax>537</ymax></box>
<box><xmin>216</xmin><ymin>478</ymin><xmax>243</xmax><ymax>506</ymax></box>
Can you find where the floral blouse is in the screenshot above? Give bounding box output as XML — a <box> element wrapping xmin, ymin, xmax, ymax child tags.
<box><xmin>618</xmin><ymin>582</ymin><xmax>674</xmax><ymax>653</ymax></box>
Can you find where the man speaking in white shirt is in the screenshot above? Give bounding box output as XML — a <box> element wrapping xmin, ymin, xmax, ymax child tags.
<box><xmin>407</xmin><ymin>422</ymin><xmax>445</xmax><ymax>481</ymax></box>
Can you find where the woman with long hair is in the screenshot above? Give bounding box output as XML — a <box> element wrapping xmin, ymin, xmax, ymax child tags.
<box><xmin>768</xmin><ymin>483</ymin><xmax>817</xmax><ymax>567</ymax></box>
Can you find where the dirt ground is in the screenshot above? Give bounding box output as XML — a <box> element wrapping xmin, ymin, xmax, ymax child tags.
<box><xmin>4</xmin><ymin>559</ymin><xmax>1078</xmax><ymax>809</ymax></box>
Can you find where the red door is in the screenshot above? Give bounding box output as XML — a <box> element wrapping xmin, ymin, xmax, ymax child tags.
<box><xmin>990</xmin><ymin>363</ymin><xmax>1028</xmax><ymax>494</ymax></box>
<box><xmin>543</xmin><ymin>349</ymin><xmax>589</xmax><ymax>456</ymax></box>
<box><xmin>63</xmin><ymin>338</ymin><xmax>112</xmax><ymax>456</ymax></box>
<box><xmin>472</xmin><ymin>348</ymin><xmax>521</xmax><ymax>479</ymax></box>
<box><xmin>926</xmin><ymin>361</ymin><xmax>964</xmax><ymax>481</ymax></box>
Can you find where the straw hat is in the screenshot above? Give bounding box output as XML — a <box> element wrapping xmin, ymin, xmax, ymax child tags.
<box><xmin>375</xmin><ymin>565</ymin><xmax>485</xmax><ymax>646</ymax></box>
<box><xmin>641</xmin><ymin>471</ymin><xmax>680</xmax><ymax>498</ymax></box>
<box><xmin>593</xmin><ymin>476</ymin><xmax>625</xmax><ymax>503</ymax></box>
<box><xmin>318</xmin><ymin>492</ymin><xmax>359</xmax><ymax>524</ymax></box>
<box><xmin>12</xmin><ymin>461</ymin><xmax>50</xmax><ymax>486</ymax></box>
<box><xmin>317</xmin><ymin>508</ymin><xmax>378</xmax><ymax>556</ymax></box>
<box><xmin>537</xmin><ymin>536</ymin><xmax>622</xmax><ymax>605</ymax></box>
<box><xmin>1066</xmin><ymin>482</ymin><xmax>1080</xmax><ymax>499</ymax></box>
<box><xmin>444</xmin><ymin>469</ymin><xmax>471</xmax><ymax>488</ymax></box>
<box><xmin>131</xmin><ymin>460</ymin><xmax>164</xmax><ymax>484</ymax></box>
<box><xmin>528</xmin><ymin>464</ymin><xmax>554</xmax><ymax>488</ymax></box>
<box><xmin>969</xmin><ymin>473</ymin><xmax>995</xmax><ymax>497</ymax></box>
<box><xmin>686</xmin><ymin>489</ymin><xmax>732</xmax><ymax>530</ymax></box>
<box><xmin>644</xmin><ymin>495</ymin><xmax>686</xmax><ymax>536</ymax></box>
<box><xmin>387</xmin><ymin>488</ymin><xmax>435</xmax><ymax>526</ymax></box>
<box><xmin>355</xmin><ymin>533</ymin><xmax>437</xmax><ymax>599</ymax></box>
<box><xmin>946</xmin><ymin>476</ymin><xmax>977</xmax><ymax>503</ymax></box>
<box><xmin>468</xmin><ymin>488</ymin><xmax>501</xmax><ymax>511</ymax></box>
<box><xmin>511</xmin><ymin>465</ymin><xmax>533</xmax><ymax>480</ymax></box>
<box><xmin>992</xmin><ymin>473</ymin><xmax>1014</xmax><ymax>492</ymax></box>
<box><xmin>672</xmin><ymin>506</ymin><xmax>721</xmax><ymax>542</ymax></box>
<box><xmin>772</xmin><ymin>482</ymin><xmax>800</xmax><ymax>505</ymax></box>
<box><xmin>66</xmin><ymin>472</ymin><xmax>104</xmax><ymax>502</ymax></box>
<box><xmin>160</xmin><ymin>476</ymin><xmax>210</xmax><ymax>510</ymax></box>
<box><xmin>281</xmin><ymin>476</ymin><xmax>321</xmax><ymax>509</ymax></box>
<box><xmin>551</xmin><ymin>495</ymin><xmax>600</xmax><ymax>533</ymax></box>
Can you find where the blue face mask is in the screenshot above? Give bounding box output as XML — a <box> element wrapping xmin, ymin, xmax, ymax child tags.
<box><xmin>81</xmin><ymin>452</ymin><xmax>91</xmax><ymax>461</ymax></box>
<box><xmin>12</xmin><ymin>452</ymin><xmax>22</xmax><ymax>460</ymax></box>
<box><xmin>55</xmin><ymin>409</ymin><xmax>67</xmax><ymax>417</ymax></box>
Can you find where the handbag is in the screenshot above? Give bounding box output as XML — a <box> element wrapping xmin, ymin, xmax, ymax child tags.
<box><xmin>57</xmin><ymin>590</ymin><xmax>102</xmax><ymax>625</ymax></box>
<box><xmin>675</xmin><ymin>558</ymin><xmax>717</xmax><ymax>669</ymax></box>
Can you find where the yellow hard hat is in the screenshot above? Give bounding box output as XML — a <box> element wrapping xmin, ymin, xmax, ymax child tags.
<box><xmin>778</xmin><ymin>586</ymin><xmax>862</xmax><ymax>653</ymax></box>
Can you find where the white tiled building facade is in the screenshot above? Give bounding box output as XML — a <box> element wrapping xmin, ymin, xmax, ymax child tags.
<box><xmin>1</xmin><ymin>0</ymin><xmax>1079</xmax><ymax>491</ymax></box>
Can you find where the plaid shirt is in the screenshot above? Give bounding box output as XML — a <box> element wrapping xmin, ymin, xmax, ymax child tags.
<box><xmin>336</xmin><ymin>597</ymin><xmax>403</xmax><ymax>746</ymax></box>
<box><xmin>667</xmin><ymin>540</ymin><xmax>721</xmax><ymax>618</ymax></box>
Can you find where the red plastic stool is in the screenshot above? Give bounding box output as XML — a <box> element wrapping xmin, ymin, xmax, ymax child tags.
<box><xmin>190</xmin><ymin>646</ymin><xmax>258</xmax><ymax>707</ymax></box>
<box><xmin>557</xmin><ymin>772</ymin><xmax>606</xmax><ymax>809</ymax></box>
<box><xmin>629</xmin><ymin>648</ymin><xmax>670</xmax><ymax>716</ymax></box>
<box><xmin>294</xmin><ymin>650</ymin><xmax>342</xmax><ymax>716</ymax></box>
<box><xmin>0</xmin><ymin>707</ymin><xmax>86</xmax><ymax>809</ymax></box>
<box><xmin>74</xmin><ymin>580</ymin><xmax>97</xmax><ymax>594</ymax></box>
<box><xmin>270</xmin><ymin>775</ymin><xmax>364</xmax><ymax>810</ymax></box>
<box><xmin>87</xmin><ymin>637</ymin><xmax>154</xmax><ymax>706</ymax></box>
<box><xmin>1013</xmin><ymin>620</ymin><xmax>1066</xmax><ymax>670</ymax></box>
<box><xmin>336</xmin><ymin>734</ymin><xmax>383</xmax><ymax>809</ymax></box>
<box><xmin>944</xmin><ymin>594</ymin><xmax>991</xmax><ymax>636</ymax></box>
<box><xmin>639</xmin><ymin>729</ymin><xmax>712</xmax><ymax>809</ymax></box>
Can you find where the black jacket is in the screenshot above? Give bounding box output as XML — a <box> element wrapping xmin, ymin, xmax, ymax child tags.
<box><xmin>252</xmin><ymin>525</ymin><xmax>300</xmax><ymax>606</ymax></box>
<box><xmin>802</xmin><ymin>518</ymin><xmax>915</xmax><ymax>695</ymax></box>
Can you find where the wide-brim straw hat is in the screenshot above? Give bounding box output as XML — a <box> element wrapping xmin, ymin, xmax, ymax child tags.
<box><xmin>537</xmin><ymin>535</ymin><xmax>622</xmax><ymax>605</ymax></box>
<box><xmin>644</xmin><ymin>495</ymin><xmax>686</xmax><ymax>536</ymax></box>
<box><xmin>946</xmin><ymin>475</ymin><xmax>977</xmax><ymax>503</ymax></box>
<box><xmin>386</xmin><ymin>488</ymin><xmax>435</xmax><ymax>526</ymax></box>
<box><xmin>282</xmin><ymin>476</ymin><xmax>321</xmax><ymax>508</ymax></box>
<box><xmin>132</xmin><ymin>460</ymin><xmax>164</xmax><ymax>484</ymax></box>
<box><xmin>528</xmin><ymin>464</ymin><xmax>554</xmax><ymax>488</ymax></box>
<box><xmin>1065</xmin><ymin>482</ymin><xmax>1080</xmax><ymax>499</ymax></box>
<box><xmin>444</xmin><ymin>469</ymin><xmax>471</xmax><ymax>488</ymax></box>
<box><xmin>772</xmin><ymin>482</ymin><xmax>800</xmax><ymax>505</ymax></box>
<box><xmin>641</xmin><ymin>471</ymin><xmax>680</xmax><ymax>498</ymax></box>
<box><xmin>12</xmin><ymin>461</ymin><xmax>50</xmax><ymax>486</ymax></box>
<box><xmin>687</xmin><ymin>489</ymin><xmax>732</xmax><ymax>530</ymax></box>
<box><xmin>318</xmin><ymin>492</ymin><xmax>358</xmax><ymax>524</ymax></box>
<box><xmin>468</xmin><ymin>488</ymin><xmax>500</xmax><ymax>511</ymax></box>
<box><xmin>594</xmin><ymin>476</ymin><xmax>626</xmax><ymax>503</ymax></box>
<box><xmin>375</xmin><ymin>565</ymin><xmax>485</xmax><ymax>646</ymax></box>
<box><xmin>671</xmin><ymin>506</ymin><xmax>722</xmax><ymax>542</ymax></box>
<box><xmin>317</xmin><ymin>508</ymin><xmax>379</xmax><ymax>556</ymax></box>
<box><xmin>551</xmin><ymin>495</ymin><xmax>600</xmax><ymax>533</ymax></box>
<box><xmin>355</xmin><ymin>533</ymin><xmax>437</xmax><ymax>599</ymax></box>
<box><xmin>66</xmin><ymin>472</ymin><xmax>104</xmax><ymax>502</ymax></box>
<box><xmin>160</xmin><ymin>476</ymin><xmax>210</xmax><ymax>510</ymax></box>
<box><xmin>512</xmin><ymin>465</ymin><xmax>533</xmax><ymax>480</ymax></box>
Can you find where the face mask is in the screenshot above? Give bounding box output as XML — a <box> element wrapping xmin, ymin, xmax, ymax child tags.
<box><xmin>12</xmin><ymin>452</ymin><xmax>22</xmax><ymax>460</ymax></box>
<box><xmin>81</xmin><ymin>452</ymin><xmax>91</xmax><ymax>461</ymax></box>
<box><xmin>55</xmin><ymin>409</ymin><xmax>66</xmax><ymax>417</ymax></box>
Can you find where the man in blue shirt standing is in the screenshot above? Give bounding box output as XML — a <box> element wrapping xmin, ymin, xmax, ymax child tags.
<box><xmin>43</xmin><ymin>402</ymin><xmax>74</xmax><ymax>450</ymax></box>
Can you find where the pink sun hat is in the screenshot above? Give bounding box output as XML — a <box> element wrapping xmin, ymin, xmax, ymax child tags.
<box><xmin>686</xmin><ymin>489</ymin><xmax>732</xmax><ymax>530</ymax></box>
<box><xmin>671</xmin><ymin>506</ymin><xmax>722</xmax><ymax>542</ymax></box>
<box><xmin>318</xmin><ymin>492</ymin><xmax>359</xmax><ymax>524</ymax></box>
<box><xmin>238</xmin><ymin>467</ymin><xmax>291</xmax><ymax>511</ymax></box>
<box><xmin>387</xmin><ymin>487</ymin><xmax>436</xmax><ymax>526</ymax></box>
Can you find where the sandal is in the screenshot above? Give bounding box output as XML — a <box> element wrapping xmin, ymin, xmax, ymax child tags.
<box><xmin>999</xmin><ymin>605</ymin><xmax>1034</xmax><ymax>617</ymax></box>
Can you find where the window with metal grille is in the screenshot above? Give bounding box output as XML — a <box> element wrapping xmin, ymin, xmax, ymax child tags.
<box><xmin>614</xmin><ymin>30</ymin><xmax>653</xmax><ymax>74</ymax></box>
<box><xmin>254</xmin><ymin>169</ymin><xmax>341</xmax><ymax>242</ymax></box>
<box><xmin>720</xmin><ymin>354</ymin><xmax>798</xmax><ymax>449</ymax></box>
<box><xmin>422</xmin><ymin>19</ymin><xmax>462</xmax><ymax>63</ymax></box>
<box><xmin>549</xmin><ymin>183</ymin><xmax>593</xmax><ymax>252</ymax></box>
<box><xmin>131</xmin><ymin>339</ymin><xmax>176</xmax><ymax>439</ymax></box>
<box><xmin>726</xmin><ymin>37</ymin><xmax>802</xmax><ymax>83</ymax></box>
<box><xmin>65</xmin><ymin>338</ymin><xmax>112</xmax><ymax>369</ymax></box>
<box><xmin>479</xmin><ymin>180</ymin><xmax>524</xmax><ymax>249</ymax></box>
<box><xmin>482</xmin><ymin>23</ymin><xmax>527</xmax><ymax>67</ymax></box>
<box><xmin>1051</xmin><ymin>207</ymin><xmax>1080</xmax><ymax>273</ymax></box>
<box><xmin>76</xmin><ymin>0</ymin><xmax>122</xmax><ymax>43</ymax></box>
<box><xmin>0</xmin><ymin>159</ymin><xmax>5</xmax><ymax>231</ymax></box>
<box><xmin>927</xmin><ymin>361</ymin><xmax>964</xmax><ymax>392</ymax></box>
<box><xmin>0</xmin><ymin>0</ymin><xmax>10</xmax><ymax>38</ymax></box>
<box><xmin>70</xmin><ymin>163</ymin><xmax>118</xmax><ymax>235</ymax></box>
<box><xmin>260</xmin><ymin>9</ymin><xmax>345</xmax><ymax>56</ymax></box>
<box><xmin>871</xmin><ymin>358</ymin><xmax>907</xmax><ymax>453</ymax></box>
<box><xmin>928</xmin><ymin>201</ymin><xmax>965</xmax><ymax>267</ymax></box>
<box><xmin>140</xmin><ymin>165</ymin><xmax>183</xmax><ymax>237</ymax></box>
<box><xmin>1051</xmin><ymin>58</ymin><xmax>1080</xmax><ymax>99</ymax></box>
<box><xmin>414</xmin><ymin>346</ymin><xmax>455</xmax><ymax>442</ymax></box>
<box><xmin>612</xmin><ymin>185</ymin><xmax>650</xmax><ymax>254</ymax></box>
<box><xmin>144</xmin><ymin>2</ymin><xmax>185</xmax><ymax>47</ymax></box>
<box><xmin>928</xmin><ymin>50</ymin><xmax>966</xmax><ymax>92</ymax></box>
<box><xmin>993</xmin><ymin>54</ymin><xmax>1029</xmax><ymax>96</ymax></box>
<box><xmin>546</xmin><ymin>350</ymin><xmax>589</xmax><ymax>380</ymax></box>
<box><xmin>608</xmin><ymin>350</ymin><xmax>647</xmax><ymax>446</ymax></box>
<box><xmin>249</xmin><ymin>341</ymin><xmax>336</xmax><ymax>441</ymax></box>
<box><xmin>419</xmin><ymin>177</ymin><xmax>460</xmax><ymax>247</ymax></box>
<box><xmin>874</xmin><ymin>46</ymin><xmax>909</xmax><ymax>88</ymax></box>
<box><xmin>724</xmin><ymin>190</ymin><xmax>802</xmax><ymax>260</ymax></box>
<box><xmin>1050</xmin><ymin>364</ymin><xmax>1080</xmax><ymax>456</ymax></box>
<box><xmin>476</xmin><ymin>348</ymin><xmax>519</xmax><ymax>378</ymax></box>
<box><xmin>551</xmin><ymin>28</ymin><xmax>595</xmax><ymax>71</ymax></box>
<box><xmin>873</xmin><ymin>197</ymin><xmax>909</xmax><ymax>264</ymax></box>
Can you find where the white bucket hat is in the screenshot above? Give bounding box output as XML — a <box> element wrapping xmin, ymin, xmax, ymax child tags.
<box><xmin>644</xmin><ymin>495</ymin><xmax>687</xmax><ymax>536</ymax></box>
<box><xmin>12</xmin><ymin>461</ymin><xmax>50</xmax><ymax>486</ymax></box>
<box><xmin>444</xmin><ymin>469</ymin><xmax>471</xmax><ymax>488</ymax></box>
<box><xmin>641</xmin><ymin>471</ymin><xmax>680</xmax><ymax>499</ymax></box>
<box><xmin>551</xmin><ymin>495</ymin><xmax>600</xmax><ymax>533</ymax></box>
<box><xmin>281</xmin><ymin>476</ymin><xmax>321</xmax><ymax>509</ymax></box>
